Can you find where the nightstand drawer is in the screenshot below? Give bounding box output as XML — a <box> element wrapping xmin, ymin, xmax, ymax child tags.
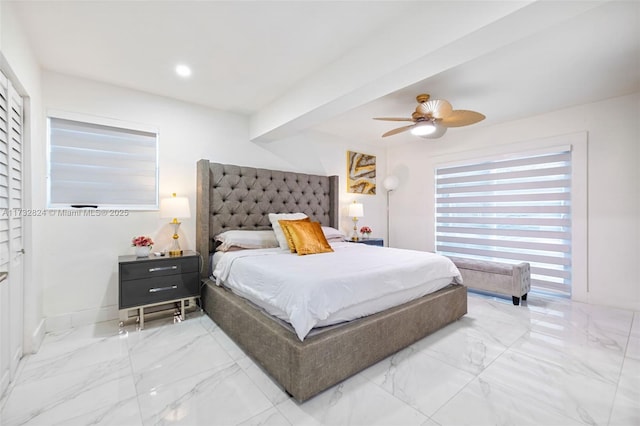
<box><xmin>119</xmin><ymin>271</ymin><xmax>199</xmax><ymax>309</ymax></box>
<box><xmin>120</xmin><ymin>257</ymin><xmax>199</xmax><ymax>280</ymax></box>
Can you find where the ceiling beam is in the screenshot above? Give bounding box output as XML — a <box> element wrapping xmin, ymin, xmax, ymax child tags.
<box><xmin>249</xmin><ymin>0</ymin><xmax>608</xmax><ymax>143</ymax></box>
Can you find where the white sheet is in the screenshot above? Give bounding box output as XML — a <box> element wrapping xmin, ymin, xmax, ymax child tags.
<box><xmin>212</xmin><ymin>242</ymin><xmax>462</xmax><ymax>341</ymax></box>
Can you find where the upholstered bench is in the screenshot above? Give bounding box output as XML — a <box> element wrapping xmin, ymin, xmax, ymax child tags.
<box><xmin>448</xmin><ymin>256</ymin><xmax>531</xmax><ymax>305</ymax></box>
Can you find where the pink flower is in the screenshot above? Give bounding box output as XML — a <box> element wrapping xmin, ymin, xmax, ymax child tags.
<box><xmin>132</xmin><ymin>235</ymin><xmax>154</xmax><ymax>247</ymax></box>
<box><xmin>359</xmin><ymin>226</ymin><xmax>372</xmax><ymax>234</ymax></box>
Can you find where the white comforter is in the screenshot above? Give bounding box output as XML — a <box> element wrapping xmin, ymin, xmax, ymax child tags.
<box><xmin>213</xmin><ymin>242</ymin><xmax>462</xmax><ymax>341</ymax></box>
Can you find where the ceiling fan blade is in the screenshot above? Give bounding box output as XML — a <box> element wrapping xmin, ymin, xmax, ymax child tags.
<box><xmin>439</xmin><ymin>110</ymin><xmax>486</xmax><ymax>127</ymax></box>
<box><xmin>382</xmin><ymin>124</ymin><xmax>414</xmax><ymax>137</ymax></box>
<box><xmin>416</xmin><ymin>99</ymin><xmax>453</xmax><ymax>119</ymax></box>
<box><xmin>373</xmin><ymin>117</ymin><xmax>414</xmax><ymax>122</ymax></box>
<box><xmin>418</xmin><ymin>123</ymin><xmax>448</xmax><ymax>139</ymax></box>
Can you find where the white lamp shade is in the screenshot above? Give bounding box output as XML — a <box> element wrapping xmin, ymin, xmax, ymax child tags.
<box><xmin>383</xmin><ymin>175</ymin><xmax>399</xmax><ymax>191</ymax></box>
<box><xmin>410</xmin><ymin>121</ymin><xmax>436</xmax><ymax>136</ymax></box>
<box><xmin>348</xmin><ymin>202</ymin><xmax>364</xmax><ymax>218</ymax></box>
<box><xmin>418</xmin><ymin>123</ymin><xmax>448</xmax><ymax>139</ymax></box>
<box><xmin>160</xmin><ymin>195</ymin><xmax>191</xmax><ymax>219</ymax></box>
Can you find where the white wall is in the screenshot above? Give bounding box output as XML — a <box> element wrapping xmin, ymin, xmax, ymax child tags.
<box><xmin>40</xmin><ymin>71</ymin><xmax>387</xmax><ymax>330</ymax></box>
<box><xmin>387</xmin><ymin>92</ymin><xmax>640</xmax><ymax>311</ymax></box>
<box><xmin>261</xmin><ymin>130</ymin><xmax>389</xmax><ymax>239</ymax></box>
<box><xmin>1</xmin><ymin>2</ymin><xmax>45</xmax><ymax>353</ymax></box>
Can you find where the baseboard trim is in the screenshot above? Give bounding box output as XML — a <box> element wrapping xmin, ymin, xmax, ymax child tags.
<box><xmin>45</xmin><ymin>305</ymin><xmax>119</xmax><ymax>333</ymax></box>
<box><xmin>0</xmin><ymin>369</ymin><xmax>9</xmax><ymax>400</ymax></box>
<box><xmin>11</xmin><ymin>346</ymin><xmax>22</xmax><ymax>370</ymax></box>
<box><xmin>30</xmin><ymin>319</ymin><xmax>45</xmax><ymax>353</ymax></box>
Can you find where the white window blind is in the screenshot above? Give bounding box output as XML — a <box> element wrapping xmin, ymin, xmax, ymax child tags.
<box><xmin>435</xmin><ymin>150</ymin><xmax>572</xmax><ymax>296</ymax></box>
<box><xmin>48</xmin><ymin>116</ymin><xmax>158</xmax><ymax>209</ymax></box>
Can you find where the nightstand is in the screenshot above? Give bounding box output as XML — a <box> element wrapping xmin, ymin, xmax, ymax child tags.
<box><xmin>118</xmin><ymin>250</ymin><xmax>200</xmax><ymax>329</ymax></box>
<box><xmin>349</xmin><ymin>238</ymin><xmax>384</xmax><ymax>247</ymax></box>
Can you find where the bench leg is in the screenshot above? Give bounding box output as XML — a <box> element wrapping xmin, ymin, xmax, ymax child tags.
<box><xmin>512</xmin><ymin>296</ymin><xmax>520</xmax><ymax>306</ymax></box>
<box><xmin>522</xmin><ymin>293</ymin><xmax>528</xmax><ymax>301</ymax></box>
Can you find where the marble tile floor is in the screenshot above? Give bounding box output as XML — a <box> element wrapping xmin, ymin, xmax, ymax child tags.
<box><xmin>1</xmin><ymin>292</ymin><xmax>638</xmax><ymax>426</ymax></box>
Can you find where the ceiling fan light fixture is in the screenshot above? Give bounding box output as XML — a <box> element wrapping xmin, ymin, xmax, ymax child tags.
<box><xmin>410</xmin><ymin>121</ymin><xmax>436</xmax><ymax>136</ymax></box>
<box><xmin>419</xmin><ymin>123</ymin><xmax>448</xmax><ymax>139</ymax></box>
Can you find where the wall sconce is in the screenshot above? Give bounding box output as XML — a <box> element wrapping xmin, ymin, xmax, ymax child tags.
<box><xmin>160</xmin><ymin>193</ymin><xmax>191</xmax><ymax>256</ymax></box>
<box><xmin>348</xmin><ymin>201</ymin><xmax>364</xmax><ymax>241</ymax></box>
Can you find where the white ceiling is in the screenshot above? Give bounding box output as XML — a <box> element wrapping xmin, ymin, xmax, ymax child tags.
<box><xmin>10</xmin><ymin>1</ymin><xmax>640</xmax><ymax>145</ymax></box>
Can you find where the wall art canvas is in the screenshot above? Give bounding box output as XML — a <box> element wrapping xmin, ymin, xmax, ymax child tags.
<box><xmin>347</xmin><ymin>151</ymin><xmax>376</xmax><ymax>195</ymax></box>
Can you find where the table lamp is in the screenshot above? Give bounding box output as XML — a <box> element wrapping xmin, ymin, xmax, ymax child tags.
<box><xmin>160</xmin><ymin>193</ymin><xmax>191</xmax><ymax>256</ymax></box>
<box><xmin>348</xmin><ymin>201</ymin><xmax>364</xmax><ymax>241</ymax></box>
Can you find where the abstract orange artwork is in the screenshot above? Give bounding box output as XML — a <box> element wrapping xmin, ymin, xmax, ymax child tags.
<box><xmin>347</xmin><ymin>151</ymin><xmax>376</xmax><ymax>195</ymax></box>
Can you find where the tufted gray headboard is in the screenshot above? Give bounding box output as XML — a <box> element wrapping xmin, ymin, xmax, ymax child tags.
<box><xmin>196</xmin><ymin>160</ymin><xmax>339</xmax><ymax>276</ymax></box>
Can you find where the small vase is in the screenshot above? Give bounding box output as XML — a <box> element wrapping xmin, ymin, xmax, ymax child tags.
<box><xmin>362</xmin><ymin>233</ymin><xmax>370</xmax><ymax>240</ymax></box>
<box><xmin>135</xmin><ymin>246</ymin><xmax>151</xmax><ymax>257</ymax></box>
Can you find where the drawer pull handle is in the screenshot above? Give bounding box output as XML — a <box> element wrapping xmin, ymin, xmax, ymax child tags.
<box><xmin>149</xmin><ymin>285</ymin><xmax>178</xmax><ymax>293</ymax></box>
<box><xmin>148</xmin><ymin>266</ymin><xmax>178</xmax><ymax>272</ymax></box>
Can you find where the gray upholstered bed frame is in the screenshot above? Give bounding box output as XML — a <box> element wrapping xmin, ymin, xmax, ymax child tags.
<box><xmin>196</xmin><ymin>160</ymin><xmax>467</xmax><ymax>402</ymax></box>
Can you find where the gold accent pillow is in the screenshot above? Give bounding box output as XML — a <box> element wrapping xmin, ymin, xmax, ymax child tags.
<box><xmin>278</xmin><ymin>218</ymin><xmax>310</xmax><ymax>252</ymax></box>
<box><xmin>285</xmin><ymin>221</ymin><xmax>334</xmax><ymax>256</ymax></box>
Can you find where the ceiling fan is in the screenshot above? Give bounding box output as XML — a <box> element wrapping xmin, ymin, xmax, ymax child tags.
<box><xmin>373</xmin><ymin>94</ymin><xmax>485</xmax><ymax>139</ymax></box>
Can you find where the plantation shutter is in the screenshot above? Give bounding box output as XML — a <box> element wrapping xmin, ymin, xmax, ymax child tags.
<box><xmin>0</xmin><ymin>69</ymin><xmax>25</xmax><ymax>396</ymax></box>
<box><xmin>0</xmin><ymin>68</ymin><xmax>9</xmax><ymax>399</ymax></box>
<box><xmin>0</xmin><ymin>73</ymin><xmax>10</xmax><ymax>262</ymax></box>
<box><xmin>8</xmin><ymin>80</ymin><xmax>23</xmax><ymax>259</ymax></box>
<box><xmin>435</xmin><ymin>150</ymin><xmax>572</xmax><ymax>296</ymax></box>
<box><xmin>48</xmin><ymin>116</ymin><xmax>158</xmax><ymax>209</ymax></box>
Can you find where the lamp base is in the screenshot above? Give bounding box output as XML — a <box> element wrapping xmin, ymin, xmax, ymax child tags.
<box><xmin>168</xmin><ymin>221</ymin><xmax>183</xmax><ymax>257</ymax></box>
<box><xmin>351</xmin><ymin>217</ymin><xmax>359</xmax><ymax>241</ymax></box>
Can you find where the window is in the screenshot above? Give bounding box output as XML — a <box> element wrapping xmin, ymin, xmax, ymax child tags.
<box><xmin>435</xmin><ymin>149</ymin><xmax>572</xmax><ymax>297</ymax></box>
<box><xmin>47</xmin><ymin>114</ymin><xmax>158</xmax><ymax>209</ymax></box>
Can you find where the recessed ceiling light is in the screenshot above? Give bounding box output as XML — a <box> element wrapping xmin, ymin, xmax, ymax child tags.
<box><xmin>175</xmin><ymin>64</ymin><xmax>192</xmax><ymax>78</ymax></box>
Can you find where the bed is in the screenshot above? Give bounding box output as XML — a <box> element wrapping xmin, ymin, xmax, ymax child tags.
<box><xmin>196</xmin><ymin>160</ymin><xmax>467</xmax><ymax>402</ymax></box>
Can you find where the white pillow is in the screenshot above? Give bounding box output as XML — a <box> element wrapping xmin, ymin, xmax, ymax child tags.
<box><xmin>215</xmin><ymin>230</ymin><xmax>279</xmax><ymax>252</ymax></box>
<box><xmin>322</xmin><ymin>226</ymin><xmax>346</xmax><ymax>242</ymax></box>
<box><xmin>268</xmin><ymin>212</ymin><xmax>308</xmax><ymax>249</ymax></box>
